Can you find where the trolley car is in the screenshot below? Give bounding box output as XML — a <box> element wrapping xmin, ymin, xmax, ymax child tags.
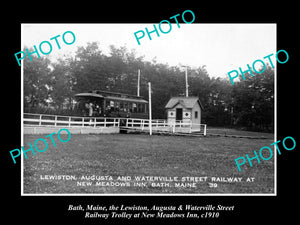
<box><xmin>74</xmin><ymin>90</ymin><xmax>149</xmax><ymax>119</ymax></box>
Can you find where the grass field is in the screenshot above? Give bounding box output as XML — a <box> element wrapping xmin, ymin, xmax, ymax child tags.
<box><xmin>23</xmin><ymin>131</ymin><xmax>275</xmax><ymax>194</ymax></box>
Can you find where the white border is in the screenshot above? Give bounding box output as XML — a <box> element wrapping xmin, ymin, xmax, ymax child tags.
<box><xmin>21</xmin><ymin>23</ymin><xmax>277</xmax><ymax>197</ymax></box>
<box><xmin>274</xmin><ymin>25</ymin><xmax>277</xmax><ymax>196</ymax></box>
<box><xmin>21</xmin><ymin>23</ymin><xmax>25</xmax><ymax>194</ymax></box>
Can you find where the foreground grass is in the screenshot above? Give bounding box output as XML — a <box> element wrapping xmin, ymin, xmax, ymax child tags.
<box><xmin>23</xmin><ymin>133</ymin><xmax>274</xmax><ymax>194</ymax></box>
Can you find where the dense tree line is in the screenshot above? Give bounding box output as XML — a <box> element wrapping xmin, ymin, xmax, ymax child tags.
<box><xmin>24</xmin><ymin>42</ymin><xmax>274</xmax><ymax>132</ymax></box>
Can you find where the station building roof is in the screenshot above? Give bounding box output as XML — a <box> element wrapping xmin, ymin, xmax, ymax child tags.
<box><xmin>165</xmin><ymin>96</ymin><xmax>204</xmax><ymax>110</ymax></box>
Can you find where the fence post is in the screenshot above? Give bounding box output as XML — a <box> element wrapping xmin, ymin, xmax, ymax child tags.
<box><xmin>69</xmin><ymin>117</ymin><xmax>71</xmax><ymax>127</ymax></box>
<box><xmin>82</xmin><ymin>118</ymin><xmax>84</xmax><ymax>127</ymax></box>
<box><xmin>113</xmin><ymin>118</ymin><xmax>116</xmax><ymax>127</ymax></box>
<box><xmin>39</xmin><ymin>114</ymin><xmax>42</xmax><ymax>126</ymax></box>
<box><xmin>104</xmin><ymin>118</ymin><xmax>106</xmax><ymax>127</ymax></box>
<box><xmin>94</xmin><ymin>118</ymin><xmax>96</xmax><ymax>127</ymax></box>
<box><xmin>126</xmin><ymin>118</ymin><xmax>128</xmax><ymax>127</ymax></box>
<box><xmin>204</xmin><ymin>124</ymin><xmax>207</xmax><ymax>136</ymax></box>
<box><xmin>54</xmin><ymin>116</ymin><xmax>57</xmax><ymax>126</ymax></box>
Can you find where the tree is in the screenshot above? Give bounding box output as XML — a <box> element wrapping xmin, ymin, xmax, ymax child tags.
<box><xmin>71</xmin><ymin>42</ymin><xmax>109</xmax><ymax>93</ymax></box>
<box><xmin>50</xmin><ymin>58</ymin><xmax>75</xmax><ymax>111</ymax></box>
<box><xmin>231</xmin><ymin>64</ymin><xmax>274</xmax><ymax>131</ymax></box>
<box><xmin>203</xmin><ymin>77</ymin><xmax>232</xmax><ymax>126</ymax></box>
<box><xmin>23</xmin><ymin>48</ymin><xmax>52</xmax><ymax>111</ymax></box>
<box><xmin>189</xmin><ymin>65</ymin><xmax>212</xmax><ymax>107</ymax></box>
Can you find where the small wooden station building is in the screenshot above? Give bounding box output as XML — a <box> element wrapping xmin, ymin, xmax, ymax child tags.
<box><xmin>165</xmin><ymin>96</ymin><xmax>204</xmax><ymax>127</ymax></box>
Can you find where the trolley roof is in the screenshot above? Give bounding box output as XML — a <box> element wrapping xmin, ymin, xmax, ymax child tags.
<box><xmin>75</xmin><ymin>91</ymin><xmax>148</xmax><ymax>103</ymax></box>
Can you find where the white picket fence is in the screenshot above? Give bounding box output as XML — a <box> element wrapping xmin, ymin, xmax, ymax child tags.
<box><xmin>124</xmin><ymin>118</ymin><xmax>207</xmax><ymax>135</ymax></box>
<box><xmin>23</xmin><ymin>113</ymin><xmax>207</xmax><ymax>135</ymax></box>
<box><xmin>23</xmin><ymin>113</ymin><xmax>120</xmax><ymax>128</ymax></box>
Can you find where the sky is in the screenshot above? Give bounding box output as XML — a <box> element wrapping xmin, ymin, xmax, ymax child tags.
<box><xmin>22</xmin><ymin>23</ymin><xmax>276</xmax><ymax>78</ymax></box>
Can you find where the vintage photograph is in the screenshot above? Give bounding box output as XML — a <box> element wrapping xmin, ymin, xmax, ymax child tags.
<box><xmin>21</xmin><ymin>23</ymin><xmax>276</xmax><ymax>195</ymax></box>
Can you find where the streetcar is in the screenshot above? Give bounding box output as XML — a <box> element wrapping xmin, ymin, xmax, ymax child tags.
<box><xmin>74</xmin><ymin>90</ymin><xmax>149</xmax><ymax>119</ymax></box>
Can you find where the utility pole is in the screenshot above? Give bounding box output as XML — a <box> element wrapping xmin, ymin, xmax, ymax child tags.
<box><xmin>148</xmin><ymin>82</ymin><xmax>152</xmax><ymax>135</ymax></box>
<box><xmin>181</xmin><ymin>65</ymin><xmax>189</xmax><ymax>97</ymax></box>
<box><xmin>137</xmin><ymin>69</ymin><xmax>140</xmax><ymax>97</ymax></box>
<box><xmin>185</xmin><ymin>65</ymin><xmax>189</xmax><ymax>97</ymax></box>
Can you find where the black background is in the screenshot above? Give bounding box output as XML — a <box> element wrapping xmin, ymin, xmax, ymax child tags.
<box><xmin>4</xmin><ymin>3</ymin><xmax>298</xmax><ymax>224</ymax></box>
